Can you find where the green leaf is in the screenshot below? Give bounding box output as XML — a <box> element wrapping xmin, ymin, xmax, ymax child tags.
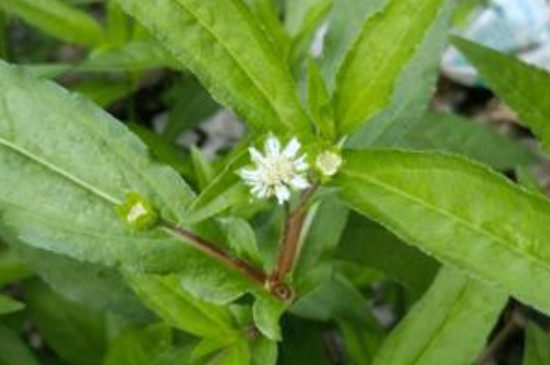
<box><xmin>72</xmin><ymin>79</ymin><xmax>134</xmax><ymax>108</ymax></box>
<box><xmin>184</xmin><ymin>150</ymin><xmax>250</xmax><ymax>225</ymax></box>
<box><xmin>250</xmin><ymin>336</ymin><xmax>277</xmax><ymax>365</ymax></box>
<box><xmin>284</xmin><ymin>0</ymin><xmax>331</xmax><ymax>39</ymax></box>
<box><xmin>0</xmin><ymin>294</ymin><xmax>23</xmax><ymax>315</ymax></box>
<box><xmin>524</xmin><ymin>322</ymin><xmax>550</xmax><ymax>365</ymax></box>
<box><xmin>371</xmin><ymin>267</ymin><xmax>506</xmax><ymax>365</ymax></box>
<box><xmin>333</xmin><ymin>0</ymin><xmax>449</xmax><ymax>136</ymax></box>
<box><xmin>191</xmin><ymin>147</ymin><xmax>215</xmax><ymax>191</ymax></box>
<box><xmin>247</xmin><ymin>0</ymin><xmax>291</xmax><ymax>59</ymax></box>
<box><xmin>205</xmin><ymin>338</ymin><xmax>250</xmax><ymax>365</ymax></box>
<box><xmin>0</xmin><ymin>0</ymin><xmax>103</xmax><ymax>46</ymax></box>
<box><xmin>378</xmin><ymin>112</ymin><xmax>536</xmax><ymax>170</ymax></box>
<box><xmin>14</xmin><ymin>241</ymin><xmax>151</xmax><ymax>320</ymax></box>
<box><xmin>293</xmin><ymin>194</ymin><xmax>349</xmax><ymax>291</ymax></box>
<box><xmin>339</xmin><ymin>319</ymin><xmax>383</xmax><ymax>365</ymax></box>
<box><xmin>345</xmin><ymin>0</ymin><xmax>455</xmax><ymax>148</ymax></box>
<box><xmin>0</xmin><ymin>61</ymin><xmax>198</xmax><ymax>271</ymax></box>
<box><xmin>335</xmin><ymin>149</ymin><xmax>550</xmax><ymax>314</ymax></box>
<box><xmin>104</xmin><ymin>324</ymin><xmax>173</xmax><ymax>365</ymax></box>
<box><xmin>452</xmin><ymin>37</ymin><xmax>550</xmax><ymax>157</ymax></box>
<box><xmin>219</xmin><ymin>217</ymin><xmax>262</xmax><ymax>267</ymax></box>
<box><xmin>82</xmin><ymin>41</ymin><xmax>179</xmax><ymax>72</ymax></box>
<box><xmin>26</xmin><ymin>280</ymin><xmax>109</xmax><ymax>365</ymax></box>
<box><xmin>125</xmin><ymin>273</ymin><xmax>238</xmax><ymax>341</ymax></box>
<box><xmin>105</xmin><ymin>1</ymin><xmax>130</xmax><ymax>47</ymax></box>
<box><xmin>116</xmin><ymin>0</ymin><xmax>311</xmax><ymax>137</ymax></box>
<box><xmin>320</xmin><ymin>0</ymin><xmax>388</xmax><ymax>91</ymax></box>
<box><xmin>253</xmin><ymin>294</ymin><xmax>286</xmax><ymax>341</ymax></box>
<box><xmin>0</xmin><ymin>324</ymin><xmax>40</xmax><ymax>365</ymax></box>
<box><xmin>175</xmin><ymin>255</ymin><xmax>251</xmax><ymax>305</ymax></box>
<box><xmin>285</xmin><ymin>0</ymin><xmax>332</xmax><ymax>69</ymax></box>
<box><xmin>306</xmin><ymin>57</ymin><xmax>335</xmax><ymax>139</ymax></box>
<box><xmin>336</xmin><ymin>213</ymin><xmax>439</xmax><ymax>298</ymax></box>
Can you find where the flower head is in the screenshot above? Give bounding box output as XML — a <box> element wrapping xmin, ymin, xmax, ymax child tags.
<box><xmin>239</xmin><ymin>135</ymin><xmax>309</xmax><ymax>204</ymax></box>
<box><xmin>316</xmin><ymin>150</ymin><xmax>342</xmax><ymax>177</ymax></box>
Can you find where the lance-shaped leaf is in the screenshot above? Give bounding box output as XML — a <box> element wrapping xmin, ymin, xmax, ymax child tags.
<box><xmin>0</xmin><ymin>61</ymin><xmax>202</xmax><ymax>272</ymax></box>
<box><xmin>115</xmin><ymin>0</ymin><xmax>311</xmax><ymax>137</ymax></box>
<box><xmin>332</xmin><ymin>0</ymin><xmax>449</xmax><ymax>136</ymax></box>
<box><xmin>321</xmin><ymin>0</ymin><xmax>388</xmax><ymax>91</ymax></box>
<box><xmin>452</xmin><ymin>37</ymin><xmax>550</xmax><ymax>157</ymax></box>
<box><xmin>0</xmin><ymin>0</ymin><xmax>104</xmax><ymax>46</ymax></box>
<box><xmin>371</xmin><ymin>267</ymin><xmax>506</xmax><ymax>365</ymax></box>
<box><xmin>125</xmin><ymin>273</ymin><xmax>238</xmax><ymax>341</ymax></box>
<box><xmin>345</xmin><ymin>0</ymin><xmax>455</xmax><ymax>148</ymax></box>
<box><xmin>335</xmin><ymin>149</ymin><xmax>550</xmax><ymax>314</ymax></box>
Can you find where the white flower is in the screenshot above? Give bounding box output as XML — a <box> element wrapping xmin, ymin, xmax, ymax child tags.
<box><xmin>316</xmin><ymin>150</ymin><xmax>342</xmax><ymax>177</ymax></box>
<box><xmin>239</xmin><ymin>135</ymin><xmax>309</xmax><ymax>204</ymax></box>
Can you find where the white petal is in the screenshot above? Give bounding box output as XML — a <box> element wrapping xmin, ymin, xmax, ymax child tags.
<box><xmin>282</xmin><ymin>138</ymin><xmax>301</xmax><ymax>158</ymax></box>
<box><xmin>294</xmin><ymin>155</ymin><xmax>309</xmax><ymax>171</ymax></box>
<box><xmin>274</xmin><ymin>185</ymin><xmax>291</xmax><ymax>204</ymax></box>
<box><xmin>264</xmin><ymin>135</ymin><xmax>281</xmax><ymax>156</ymax></box>
<box><xmin>239</xmin><ymin>168</ymin><xmax>261</xmax><ymax>181</ymax></box>
<box><xmin>248</xmin><ymin>147</ymin><xmax>265</xmax><ymax>164</ymax></box>
<box><xmin>289</xmin><ymin>175</ymin><xmax>309</xmax><ymax>190</ymax></box>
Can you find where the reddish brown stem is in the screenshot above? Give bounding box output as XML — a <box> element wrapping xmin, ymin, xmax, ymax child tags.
<box><xmin>161</xmin><ymin>221</ymin><xmax>292</xmax><ymax>301</ymax></box>
<box><xmin>268</xmin><ymin>184</ymin><xmax>320</xmax><ymax>289</ymax></box>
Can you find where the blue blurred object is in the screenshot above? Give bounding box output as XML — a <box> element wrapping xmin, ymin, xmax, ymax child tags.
<box><xmin>442</xmin><ymin>0</ymin><xmax>550</xmax><ymax>86</ymax></box>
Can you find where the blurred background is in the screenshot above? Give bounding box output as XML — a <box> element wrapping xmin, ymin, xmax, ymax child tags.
<box><xmin>1</xmin><ymin>0</ymin><xmax>550</xmax><ymax>364</ymax></box>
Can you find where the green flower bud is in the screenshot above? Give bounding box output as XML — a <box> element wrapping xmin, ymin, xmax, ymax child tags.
<box><xmin>315</xmin><ymin>150</ymin><xmax>342</xmax><ymax>177</ymax></box>
<box><xmin>115</xmin><ymin>192</ymin><xmax>158</xmax><ymax>231</ymax></box>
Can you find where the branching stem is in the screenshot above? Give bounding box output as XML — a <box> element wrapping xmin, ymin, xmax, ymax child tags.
<box><xmin>268</xmin><ymin>183</ymin><xmax>320</xmax><ymax>291</ymax></box>
<box><xmin>161</xmin><ymin>221</ymin><xmax>293</xmax><ymax>301</ymax></box>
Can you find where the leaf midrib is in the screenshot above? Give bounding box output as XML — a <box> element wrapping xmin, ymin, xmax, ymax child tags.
<box><xmin>408</xmin><ymin>282</ymin><xmax>473</xmax><ymax>365</ymax></box>
<box><xmin>173</xmin><ymin>0</ymin><xmax>296</xmax><ymax>131</ymax></box>
<box><xmin>342</xmin><ymin>169</ymin><xmax>550</xmax><ymax>278</ymax></box>
<box><xmin>0</xmin><ymin>136</ymin><xmax>119</xmax><ymax>204</ymax></box>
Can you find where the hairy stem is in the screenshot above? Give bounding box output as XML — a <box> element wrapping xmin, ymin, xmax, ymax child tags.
<box><xmin>161</xmin><ymin>221</ymin><xmax>291</xmax><ymax>301</ymax></box>
<box><xmin>268</xmin><ymin>184</ymin><xmax>320</xmax><ymax>290</ymax></box>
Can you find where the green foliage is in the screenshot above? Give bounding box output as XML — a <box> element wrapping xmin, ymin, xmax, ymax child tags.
<box><xmin>336</xmin><ymin>213</ymin><xmax>439</xmax><ymax>297</ymax></box>
<box><xmin>25</xmin><ymin>280</ymin><xmax>110</xmax><ymax>365</ymax></box>
<box><xmin>0</xmin><ymin>60</ymin><xmax>196</xmax><ymax>271</ymax></box>
<box><xmin>0</xmin><ymin>0</ymin><xmax>547</xmax><ymax>363</ymax></box>
<box><xmin>0</xmin><ymin>0</ymin><xmax>104</xmax><ymax>46</ymax></box>
<box><xmin>332</xmin><ymin>0</ymin><xmax>449</xmax><ymax>136</ymax></box>
<box><xmin>371</xmin><ymin>267</ymin><xmax>506</xmax><ymax>365</ymax></box>
<box><xmin>115</xmin><ymin>0</ymin><xmax>311</xmax><ymax>137</ymax></box>
<box><xmin>452</xmin><ymin>37</ymin><xmax>550</xmax><ymax>157</ymax></box>
<box><xmin>125</xmin><ymin>273</ymin><xmax>238</xmax><ymax>340</ymax></box>
<box><xmin>336</xmin><ymin>150</ymin><xmax>550</xmax><ymax>313</ymax></box>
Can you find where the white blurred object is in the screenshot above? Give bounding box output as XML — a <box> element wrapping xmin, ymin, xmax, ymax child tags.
<box><xmin>442</xmin><ymin>0</ymin><xmax>550</xmax><ymax>86</ymax></box>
